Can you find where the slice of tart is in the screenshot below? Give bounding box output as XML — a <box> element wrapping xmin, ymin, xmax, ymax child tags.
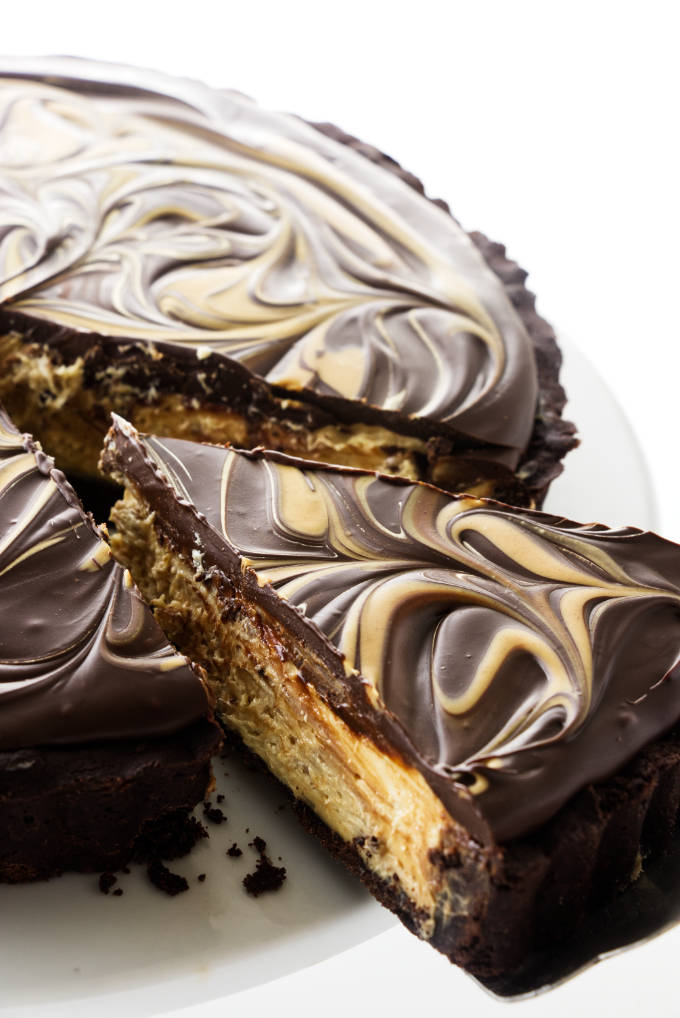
<box><xmin>101</xmin><ymin>415</ymin><xmax>680</xmax><ymax>979</ymax></box>
<box><xmin>0</xmin><ymin>57</ymin><xmax>575</xmax><ymax>507</ymax></box>
<box><xmin>0</xmin><ymin>404</ymin><xmax>220</xmax><ymax>882</ymax></box>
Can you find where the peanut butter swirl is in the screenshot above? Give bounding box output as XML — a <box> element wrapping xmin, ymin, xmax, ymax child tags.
<box><xmin>0</xmin><ymin>57</ymin><xmax>537</xmax><ymax>456</ymax></box>
<box><xmin>0</xmin><ymin>406</ymin><xmax>209</xmax><ymax>750</ymax></box>
<box><xmin>108</xmin><ymin>420</ymin><xmax>680</xmax><ymax>841</ymax></box>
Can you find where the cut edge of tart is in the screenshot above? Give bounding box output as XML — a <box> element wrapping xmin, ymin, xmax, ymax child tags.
<box><xmin>100</xmin><ymin>415</ymin><xmax>680</xmax><ymax>979</ymax></box>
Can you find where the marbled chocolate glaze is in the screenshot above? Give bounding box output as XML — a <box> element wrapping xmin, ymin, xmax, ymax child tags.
<box><xmin>104</xmin><ymin>417</ymin><xmax>680</xmax><ymax>841</ymax></box>
<box><xmin>0</xmin><ymin>405</ymin><xmax>209</xmax><ymax>750</ymax></box>
<box><xmin>0</xmin><ymin>57</ymin><xmax>537</xmax><ymax>460</ymax></box>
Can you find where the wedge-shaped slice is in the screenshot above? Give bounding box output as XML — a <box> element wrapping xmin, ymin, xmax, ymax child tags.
<box><xmin>101</xmin><ymin>415</ymin><xmax>680</xmax><ymax>980</ymax></box>
<box><xmin>0</xmin><ymin>404</ymin><xmax>219</xmax><ymax>882</ymax></box>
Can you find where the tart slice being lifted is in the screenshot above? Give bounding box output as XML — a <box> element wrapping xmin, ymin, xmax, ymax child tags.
<box><xmin>101</xmin><ymin>415</ymin><xmax>680</xmax><ymax>980</ymax></box>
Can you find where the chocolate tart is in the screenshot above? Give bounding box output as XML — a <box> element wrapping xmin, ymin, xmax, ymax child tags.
<box><xmin>0</xmin><ymin>405</ymin><xmax>220</xmax><ymax>881</ymax></box>
<box><xmin>101</xmin><ymin>416</ymin><xmax>680</xmax><ymax>979</ymax></box>
<box><xmin>0</xmin><ymin>57</ymin><xmax>575</xmax><ymax>507</ymax></box>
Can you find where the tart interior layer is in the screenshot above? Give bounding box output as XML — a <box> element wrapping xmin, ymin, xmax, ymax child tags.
<box><xmin>0</xmin><ymin>57</ymin><xmax>537</xmax><ymax>461</ymax></box>
<box><xmin>0</xmin><ymin>404</ymin><xmax>209</xmax><ymax>750</ymax></box>
<box><xmin>102</xmin><ymin>417</ymin><xmax>680</xmax><ymax>842</ymax></box>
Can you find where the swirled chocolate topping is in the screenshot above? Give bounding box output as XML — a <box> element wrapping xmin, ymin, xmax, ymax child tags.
<box><xmin>0</xmin><ymin>57</ymin><xmax>537</xmax><ymax>460</ymax></box>
<box><xmin>0</xmin><ymin>405</ymin><xmax>210</xmax><ymax>750</ymax></box>
<box><xmin>103</xmin><ymin>416</ymin><xmax>680</xmax><ymax>842</ymax></box>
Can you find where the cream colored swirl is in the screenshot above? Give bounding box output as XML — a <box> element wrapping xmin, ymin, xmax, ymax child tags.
<box><xmin>0</xmin><ymin>406</ymin><xmax>208</xmax><ymax>749</ymax></box>
<box><xmin>234</xmin><ymin>463</ymin><xmax>678</xmax><ymax>728</ymax></box>
<box><xmin>0</xmin><ymin>60</ymin><xmax>537</xmax><ymax>450</ymax></box>
<box><xmin>136</xmin><ymin>431</ymin><xmax>680</xmax><ymax>837</ymax></box>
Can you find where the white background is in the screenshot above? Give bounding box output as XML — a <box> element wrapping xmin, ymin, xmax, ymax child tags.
<box><xmin>2</xmin><ymin>2</ymin><xmax>680</xmax><ymax>1016</ymax></box>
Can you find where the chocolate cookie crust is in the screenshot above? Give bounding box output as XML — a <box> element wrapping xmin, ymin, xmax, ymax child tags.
<box><xmin>0</xmin><ymin>720</ymin><xmax>219</xmax><ymax>883</ymax></box>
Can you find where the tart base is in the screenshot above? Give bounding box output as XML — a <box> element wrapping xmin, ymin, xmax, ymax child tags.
<box><xmin>0</xmin><ymin>720</ymin><xmax>221</xmax><ymax>883</ymax></box>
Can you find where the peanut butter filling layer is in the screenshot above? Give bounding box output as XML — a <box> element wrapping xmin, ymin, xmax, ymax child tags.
<box><xmin>109</xmin><ymin>484</ymin><xmax>486</xmax><ymax>934</ymax></box>
<box><xmin>0</xmin><ymin>333</ymin><xmax>498</xmax><ymax>494</ymax></box>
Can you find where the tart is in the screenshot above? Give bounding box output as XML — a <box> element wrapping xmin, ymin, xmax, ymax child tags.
<box><xmin>0</xmin><ymin>57</ymin><xmax>575</xmax><ymax>507</ymax></box>
<box><xmin>101</xmin><ymin>416</ymin><xmax>680</xmax><ymax>978</ymax></box>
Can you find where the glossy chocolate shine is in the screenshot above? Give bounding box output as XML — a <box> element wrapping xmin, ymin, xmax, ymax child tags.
<box><xmin>104</xmin><ymin>417</ymin><xmax>680</xmax><ymax>842</ymax></box>
<box><xmin>0</xmin><ymin>57</ymin><xmax>536</xmax><ymax>458</ymax></box>
<box><xmin>0</xmin><ymin>407</ymin><xmax>209</xmax><ymax>750</ymax></box>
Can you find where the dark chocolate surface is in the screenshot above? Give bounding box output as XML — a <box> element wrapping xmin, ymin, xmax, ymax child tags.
<box><xmin>0</xmin><ymin>405</ymin><xmax>210</xmax><ymax>750</ymax></box>
<box><xmin>0</xmin><ymin>57</ymin><xmax>542</xmax><ymax>467</ymax></box>
<box><xmin>102</xmin><ymin>416</ymin><xmax>680</xmax><ymax>843</ymax></box>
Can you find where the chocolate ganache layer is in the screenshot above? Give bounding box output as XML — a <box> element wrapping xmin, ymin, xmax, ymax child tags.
<box><xmin>0</xmin><ymin>404</ymin><xmax>210</xmax><ymax>750</ymax></box>
<box><xmin>102</xmin><ymin>416</ymin><xmax>680</xmax><ymax>844</ymax></box>
<box><xmin>0</xmin><ymin>57</ymin><xmax>575</xmax><ymax>500</ymax></box>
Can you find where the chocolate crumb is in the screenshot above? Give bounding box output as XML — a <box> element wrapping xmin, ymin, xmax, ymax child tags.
<box><xmin>243</xmin><ymin>855</ymin><xmax>287</xmax><ymax>897</ymax></box>
<box><xmin>197</xmin><ymin>873</ymin><xmax>206</xmax><ymax>882</ymax></box>
<box><xmin>121</xmin><ymin>866</ymin><xmax>131</xmax><ymax>875</ymax></box>
<box><xmin>216</xmin><ymin>794</ymin><xmax>225</xmax><ymax>804</ymax></box>
<box><xmin>98</xmin><ymin>872</ymin><xmax>117</xmax><ymax>895</ymax></box>
<box><xmin>243</xmin><ymin>836</ymin><xmax>286</xmax><ymax>896</ymax></box>
<box><xmin>147</xmin><ymin>859</ymin><xmax>189</xmax><ymax>896</ymax></box>
<box><xmin>203</xmin><ymin>803</ymin><xmax>227</xmax><ymax>825</ymax></box>
<box><xmin>112</xmin><ymin>888</ymin><xmax>124</xmax><ymax>897</ymax></box>
<box><xmin>227</xmin><ymin>843</ymin><xmax>242</xmax><ymax>858</ymax></box>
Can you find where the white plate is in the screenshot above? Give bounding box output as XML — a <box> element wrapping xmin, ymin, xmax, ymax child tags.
<box><xmin>543</xmin><ymin>337</ymin><xmax>659</xmax><ymax>530</ymax></box>
<box><xmin>0</xmin><ymin>336</ymin><xmax>663</xmax><ymax>1018</ymax></box>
